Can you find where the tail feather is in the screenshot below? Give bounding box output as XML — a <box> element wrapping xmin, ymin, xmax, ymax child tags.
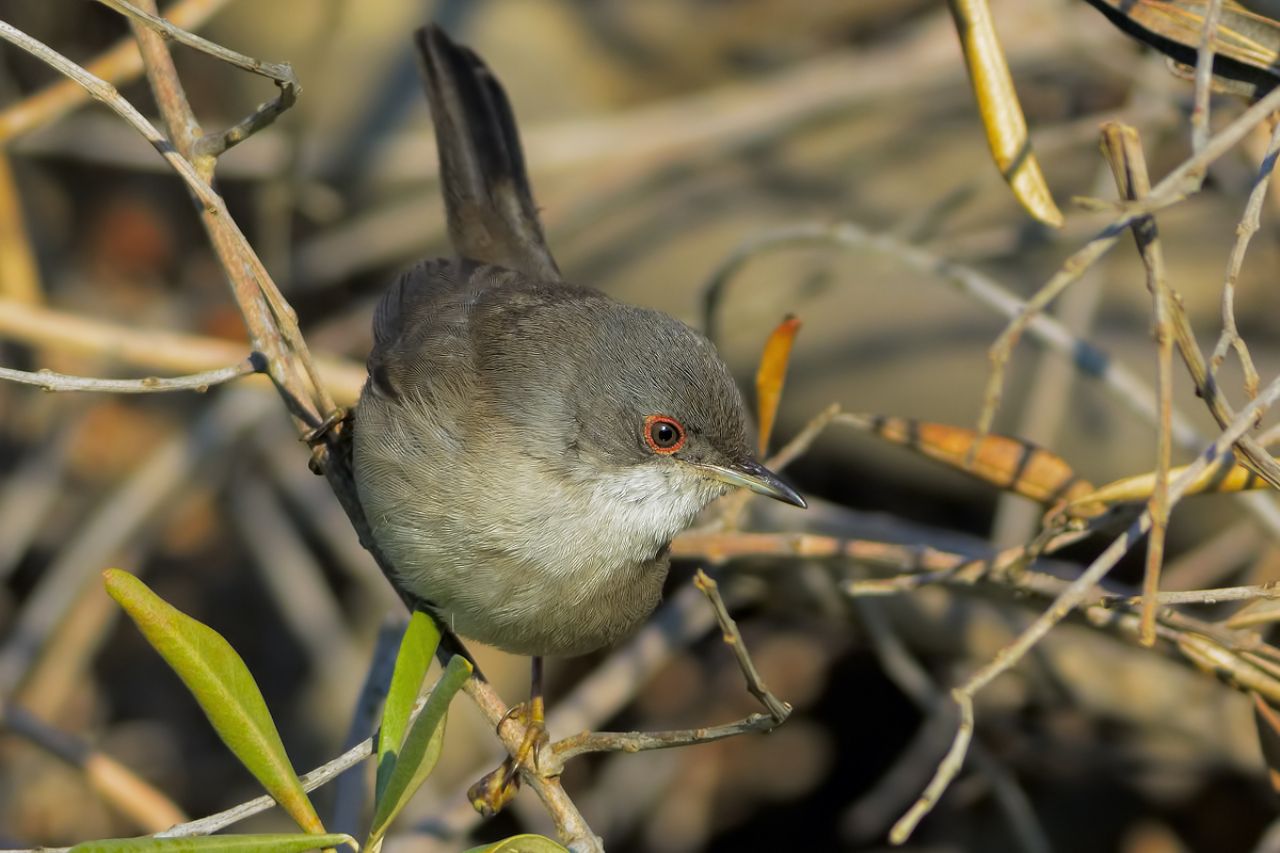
<box><xmin>414</xmin><ymin>25</ymin><xmax>560</xmax><ymax>281</ymax></box>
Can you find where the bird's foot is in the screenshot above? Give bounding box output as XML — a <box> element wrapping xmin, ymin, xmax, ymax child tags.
<box><xmin>302</xmin><ymin>407</ymin><xmax>350</xmax><ymax>474</ymax></box>
<box><xmin>467</xmin><ymin>702</ymin><xmax>549</xmax><ymax>816</ymax></box>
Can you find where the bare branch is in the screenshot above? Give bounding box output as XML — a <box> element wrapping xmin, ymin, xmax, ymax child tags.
<box><xmin>0</xmin><ymin>357</ymin><xmax>258</xmax><ymax>394</ymax></box>
<box><xmin>0</xmin><ymin>298</ymin><xmax>365</xmax><ymax>405</ymax></box>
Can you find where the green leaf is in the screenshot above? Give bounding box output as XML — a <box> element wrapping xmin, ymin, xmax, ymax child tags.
<box><xmin>376</xmin><ymin>611</ymin><xmax>440</xmax><ymax>805</ymax></box>
<box><xmin>102</xmin><ymin>569</ymin><xmax>324</xmax><ymax>834</ymax></box>
<box><xmin>463</xmin><ymin>835</ymin><xmax>570</xmax><ymax>853</ymax></box>
<box><xmin>70</xmin><ymin>832</ymin><xmax>358</xmax><ymax>852</ymax></box>
<box><xmin>368</xmin><ymin>655</ymin><xmax>472</xmax><ymax>845</ymax></box>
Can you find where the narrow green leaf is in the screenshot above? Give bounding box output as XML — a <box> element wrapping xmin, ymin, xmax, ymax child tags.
<box><xmin>102</xmin><ymin>570</ymin><xmax>324</xmax><ymax>834</ymax></box>
<box><xmin>463</xmin><ymin>835</ymin><xmax>570</xmax><ymax>853</ymax></box>
<box><xmin>70</xmin><ymin>832</ymin><xmax>358</xmax><ymax>852</ymax></box>
<box><xmin>376</xmin><ymin>611</ymin><xmax>440</xmax><ymax>804</ymax></box>
<box><xmin>368</xmin><ymin>655</ymin><xmax>472</xmax><ymax>844</ymax></box>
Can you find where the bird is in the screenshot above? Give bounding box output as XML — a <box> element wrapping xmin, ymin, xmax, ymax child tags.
<box><xmin>352</xmin><ymin>23</ymin><xmax>805</xmax><ymax>804</ymax></box>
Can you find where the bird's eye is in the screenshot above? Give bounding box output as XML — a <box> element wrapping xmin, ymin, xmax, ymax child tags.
<box><xmin>643</xmin><ymin>414</ymin><xmax>686</xmax><ymax>454</ymax></box>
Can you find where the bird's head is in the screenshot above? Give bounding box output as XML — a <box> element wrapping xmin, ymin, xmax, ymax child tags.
<box><xmin>564</xmin><ymin>304</ymin><xmax>805</xmax><ymax>521</ymax></box>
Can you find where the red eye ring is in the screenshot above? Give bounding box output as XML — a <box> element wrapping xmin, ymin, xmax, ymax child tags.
<box><xmin>643</xmin><ymin>414</ymin><xmax>686</xmax><ymax>454</ymax></box>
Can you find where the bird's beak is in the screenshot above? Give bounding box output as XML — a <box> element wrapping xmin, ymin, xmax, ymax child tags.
<box><xmin>696</xmin><ymin>458</ymin><xmax>807</xmax><ymax>508</ymax></box>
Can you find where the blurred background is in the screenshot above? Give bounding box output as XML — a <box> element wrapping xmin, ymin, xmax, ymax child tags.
<box><xmin>2</xmin><ymin>0</ymin><xmax>1280</xmax><ymax>850</ymax></box>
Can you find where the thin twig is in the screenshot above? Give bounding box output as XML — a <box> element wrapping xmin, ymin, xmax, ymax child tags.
<box><xmin>0</xmin><ymin>22</ymin><xmax>220</xmax><ymax>211</ymax></box>
<box><xmin>1107</xmin><ymin>583</ymin><xmax>1280</xmax><ymax>606</ymax></box>
<box><xmin>547</xmin><ymin>713</ymin><xmax>779</xmax><ymax>771</ymax></box>
<box><xmin>1191</xmin><ymin>0</ymin><xmax>1225</xmax><ymax>154</ymax></box>
<box><xmin>766</xmin><ymin>402</ymin><xmax>842</xmax><ymax>472</ymax></box>
<box><xmin>538</xmin><ymin>577</ymin><xmax>793</xmax><ymax>775</ymax></box>
<box><xmin>157</xmin><ymin>733</ymin><xmax>375</xmax><ymax>838</ymax></box>
<box><xmin>534</xmin><ymin>575</ymin><xmax>795</xmax><ymax>802</ymax></box>
<box><xmin>981</xmin><ymin>80</ymin><xmax>1280</xmax><ymax>480</ymax></box>
<box><xmin>97</xmin><ymin>0</ymin><xmax>300</xmax><ymax>164</ymax></box>
<box><xmin>0</xmin><ymin>298</ymin><xmax>365</xmax><ymax>406</ymax></box>
<box><xmin>854</xmin><ymin>601</ymin><xmax>1050</xmax><ymax>853</ymax></box>
<box><xmin>702</xmin><ymin>220</ymin><xmax>1280</xmax><ymax>539</ymax></box>
<box><xmin>0</xmin><ymin>357</ymin><xmax>258</xmax><ymax>393</ymax></box>
<box><xmin>1210</xmin><ymin>115</ymin><xmax>1280</xmax><ymax>397</ymax></box>
<box><xmin>693</xmin><ymin>570</ymin><xmax>791</xmax><ymax>723</ymax></box>
<box><xmin>94</xmin><ymin>0</ymin><xmax>297</xmax><ymax>86</ymax></box>
<box><xmin>1100</xmin><ymin>123</ymin><xmax>1173</xmax><ymax>647</ymax></box>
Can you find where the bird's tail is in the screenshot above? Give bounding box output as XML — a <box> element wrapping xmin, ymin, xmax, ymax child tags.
<box><xmin>413</xmin><ymin>25</ymin><xmax>561</xmax><ymax>281</ymax></box>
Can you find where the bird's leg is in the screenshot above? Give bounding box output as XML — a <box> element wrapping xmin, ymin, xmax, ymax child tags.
<box><xmin>467</xmin><ymin>656</ymin><xmax>551</xmax><ymax>816</ymax></box>
<box><xmin>512</xmin><ymin>655</ymin><xmax>548</xmax><ymax>774</ymax></box>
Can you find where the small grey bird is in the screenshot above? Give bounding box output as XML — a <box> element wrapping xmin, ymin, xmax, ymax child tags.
<box><xmin>353</xmin><ymin>25</ymin><xmax>804</xmax><ymax>774</ymax></box>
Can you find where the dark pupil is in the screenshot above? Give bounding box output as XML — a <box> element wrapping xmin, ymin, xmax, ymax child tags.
<box><xmin>654</xmin><ymin>423</ymin><xmax>677</xmax><ymax>446</ymax></box>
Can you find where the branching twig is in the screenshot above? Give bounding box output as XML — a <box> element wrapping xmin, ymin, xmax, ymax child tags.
<box><xmin>157</xmin><ymin>731</ymin><xmax>375</xmax><ymax>838</ymax></box>
<box><xmin>701</xmin><ymin>221</ymin><xmax>1199</xmax><ymax>452</ymax></box>
<box><xmin>766</xmin><ymin>402</ymin><xmax>842</xmax><ymax>472</ymax></box>
<box><xmin>702</xmin><ymin>220</ymin><xmax>1280</xmax><ymax>540</ymax></box>
<box><xmin>891</xmin><ymin>369</ymin><xmax>1280</xmax><ymax>842</ymax></box>
<box><xmin>1210</xmin><ymin>115</ymin><xmax>1280</xmax><ymax>396</ymax></box>
<box><xmin>693</xmin><ymin>569</ymin><xmax>791</xmax><ymax>723</ymax></box>
<box><xmin>980</xmin><ymin>80</ymin><xmax>1280</xmax><ymax>484</ymax></box>
<box><xmin>537</xmin><ymin>573</ymin><xmax>790</xmax><ymax>777</ymax></box>
<box><xmin>854</xmin><ymin>601</ymin><xmax>1050</xmax><ymax>853</ymax></box>
<box><xmin>96</xmin><ymin>0</ymin><xmax>300</xmax><ymax>165</ymax></box>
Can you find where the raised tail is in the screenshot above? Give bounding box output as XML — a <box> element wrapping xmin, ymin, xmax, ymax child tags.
<box><xmin>414</xmin><ymin>25</ymin><xmax>561</xmax><ymax>281</ymax></box>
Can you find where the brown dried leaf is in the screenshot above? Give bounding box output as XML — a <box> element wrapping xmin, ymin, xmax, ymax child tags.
<box><xmin>755</xmin><ymin>314</ymin><xmax>802</xmax><ymax>454</ymax></box>
<box><xmin>854</xmin><ymin>415</ymin><xmax>1093</xmax><ymax>505</ymax></box>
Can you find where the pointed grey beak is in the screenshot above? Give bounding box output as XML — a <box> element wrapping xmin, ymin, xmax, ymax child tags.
<box><xmin>697</xmin><ymin>458</ymin><xmax>807</xmax><ymax>508</ymax></box>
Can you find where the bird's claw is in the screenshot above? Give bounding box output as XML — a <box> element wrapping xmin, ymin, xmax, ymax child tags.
<box><xmin>468</xmin><ymin>702</ymin><xmax>549</xmax><ymax>816</ymax></box>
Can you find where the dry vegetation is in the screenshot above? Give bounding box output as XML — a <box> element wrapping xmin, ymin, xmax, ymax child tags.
<box><xmin>3</xmin><ymin>1</ymin><xmax>1280</xmax><ymax>851</ymax></box>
